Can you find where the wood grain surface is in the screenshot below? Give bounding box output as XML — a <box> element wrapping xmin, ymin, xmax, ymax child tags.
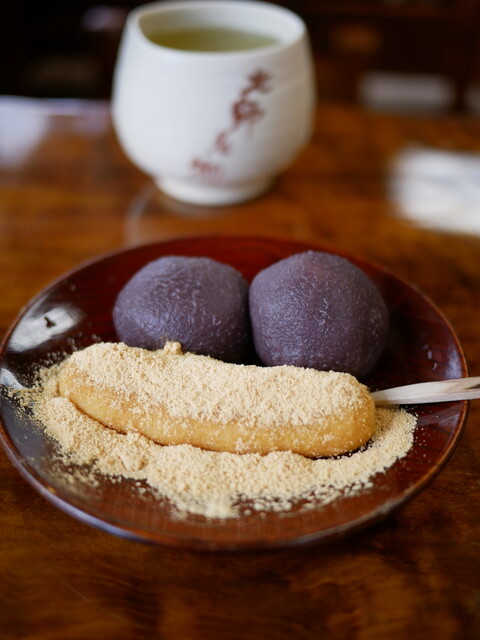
<box><xmin>0</xmin><ymin>97</ymin><xmax>479</xmax><ymax>639</ymax></box>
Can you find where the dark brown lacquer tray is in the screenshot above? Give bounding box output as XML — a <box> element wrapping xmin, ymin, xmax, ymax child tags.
<box><xmin>0</xmin><ymin>236</ymin><xmax>469</xmax><ymax>550</ymax></box>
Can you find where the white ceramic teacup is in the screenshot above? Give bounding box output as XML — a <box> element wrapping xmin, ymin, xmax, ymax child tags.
<box><xmin>112</xmin><ymin>0</ymin><xmax>316</xmax><ymax>206</ymax></box>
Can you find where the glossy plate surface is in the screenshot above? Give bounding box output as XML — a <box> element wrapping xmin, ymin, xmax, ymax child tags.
<box><xmin>0</xmin><ymin>236</ymin><xmax>469</xmax><ymax>549</ymax></box>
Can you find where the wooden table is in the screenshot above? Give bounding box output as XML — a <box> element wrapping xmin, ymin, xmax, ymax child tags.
<box><xmin>1</xmin><ymin>96</ymin><xmax>479</xmax><ymax>639</ymax></box>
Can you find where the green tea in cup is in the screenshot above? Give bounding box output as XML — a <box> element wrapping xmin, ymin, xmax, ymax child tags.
<box><xmin>146</xmin><ymin>26</ymin><xmax>279</xmax><ymax>52</ymax></box>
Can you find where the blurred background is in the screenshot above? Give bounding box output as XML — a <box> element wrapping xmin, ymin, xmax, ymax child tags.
<box><xmin>1</xmin><ymin>0</ymin><xmax>480</xmax><ymax>114</ymax></box>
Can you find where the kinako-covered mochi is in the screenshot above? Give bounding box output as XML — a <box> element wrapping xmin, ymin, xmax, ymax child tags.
<box><xmin>57</xmin><ymin>341</ymin><xmax>376</xmax><ymax>458</ymax></box>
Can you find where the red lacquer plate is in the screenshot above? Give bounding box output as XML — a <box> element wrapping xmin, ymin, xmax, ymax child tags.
<box><xmin>0</xmin><ymin>236</ymin><xmax>469</xmax><ymax>550</ymax></box>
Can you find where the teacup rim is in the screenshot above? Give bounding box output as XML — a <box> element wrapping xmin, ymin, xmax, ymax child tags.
<box><xmin>127</xmin><ymin>0</ymin><xmax>307</xmax><ymax>59</ymax></box>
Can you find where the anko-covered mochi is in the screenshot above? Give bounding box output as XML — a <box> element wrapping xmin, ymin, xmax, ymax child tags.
<box><xmin>113</xmin><ymin>255</ymin><xmax>251</xmax><ymax>363</ymax></box>
<box><xmin>249</xmin><ymin>251</ymin><xmax>388</xmax><ymax>378</ymax></box>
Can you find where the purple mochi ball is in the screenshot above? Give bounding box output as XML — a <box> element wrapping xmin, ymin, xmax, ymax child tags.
<box><xmin>249</xmin><ymin>251</ymin><xmax>389</xmax><ymax>378</ymax></box>
<box><xmin>113</xmin><ymin>255</ymin><xmax>251</xmax><ymax>363</ymax></box>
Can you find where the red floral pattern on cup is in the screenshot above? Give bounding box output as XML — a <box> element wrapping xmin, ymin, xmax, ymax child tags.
<box><xmin>191</xmin><ymin>69</ymin><xmax>272</xmax><ymax>183</ymax></box>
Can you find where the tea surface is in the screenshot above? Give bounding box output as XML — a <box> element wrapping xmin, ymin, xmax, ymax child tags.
<box><xmin>146</xmin><ymin>26</ymin><xmax>279</xmax><ymax>52</ymax></box>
